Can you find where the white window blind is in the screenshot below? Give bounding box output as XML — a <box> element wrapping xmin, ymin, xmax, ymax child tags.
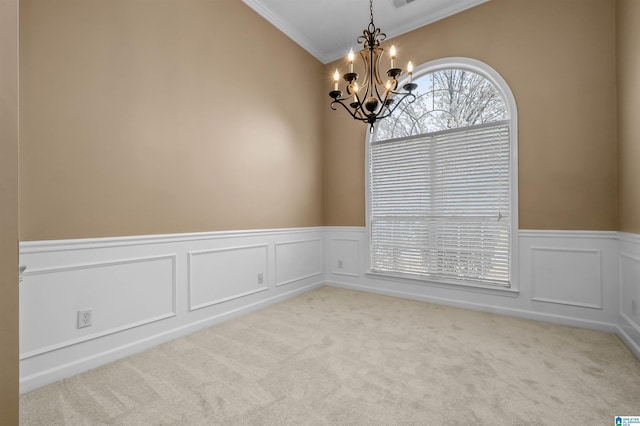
<box><xmin>369</xmin><ymin>121</ymin><xmax>511</xmax><ymax>287</ymax></box>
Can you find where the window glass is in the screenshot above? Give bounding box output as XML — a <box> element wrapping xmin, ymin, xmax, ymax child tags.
<box><xmin>376</xmin><ymin>69</ymin><xmax>508</xmax><ymax>141</ymax></box>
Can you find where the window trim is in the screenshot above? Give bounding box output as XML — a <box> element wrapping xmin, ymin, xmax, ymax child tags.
<box><xmin>365</xmin><ymin>57</ymin><xmax>519</xmax><ymax>292</ymax></box>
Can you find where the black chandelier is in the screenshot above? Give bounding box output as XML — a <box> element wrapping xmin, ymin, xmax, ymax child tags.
<box><xmin>329</xmin><ymin>0</ymin><xmax>418</xmax><ymax>132</ymax></box>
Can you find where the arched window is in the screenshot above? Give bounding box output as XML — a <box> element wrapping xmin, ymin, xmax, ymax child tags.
<box><xmin>367</xmin><ymin>58</ymin><xmax>518</xmax><ymax>289</ymax></box>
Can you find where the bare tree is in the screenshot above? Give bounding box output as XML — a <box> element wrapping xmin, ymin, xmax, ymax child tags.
<box><xmin>375</xmin><ymin>69</ymin><xmax>507</xmax><ymax>140</ymax></box>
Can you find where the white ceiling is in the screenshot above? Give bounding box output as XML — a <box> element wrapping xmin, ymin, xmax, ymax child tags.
<box><xmin>242</xmin><ymin>0</ymin><xmax>490</xmax><ymax>64</ymax></box>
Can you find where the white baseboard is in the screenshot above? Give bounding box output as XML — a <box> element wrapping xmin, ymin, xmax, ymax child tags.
<box><xmin>327</xmin><ymin>281</ymin><xmax>617</xmax><ymax>333</ymax></box>
<box><xmin>617</xmin><ymin>314</ymin><xmax>640</xmax><ymax>360</ymax></box>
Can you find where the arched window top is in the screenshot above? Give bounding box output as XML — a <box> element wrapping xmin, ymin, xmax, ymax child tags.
<box><xmin>375</xmin><ymin>58</ymin><xmax>514</xmax><ymax>141</ymax></box>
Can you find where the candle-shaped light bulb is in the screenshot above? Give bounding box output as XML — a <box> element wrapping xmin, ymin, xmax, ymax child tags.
<box><xmin>390</xmin><ymin>45</ymin><xmax>397</xmax><ymax>69</ymax></box>
<box><xmin>333</xmin><ymin>69</ymin><xmax>340</xmax><ymax>91</ymax></box>
<box><xmin>407</xmin><ymin>61</ymin><xmax>414</xmax><ymax>83</ymax></box>
<box><xmin>352</xmin><ymin>82</ymin><xmax>359</xmax><ymax>103</ymax></box>
<box><xmin>348</xmin><ymin>49</ymin><xmax>355</xmax><ymax>73</ymax></box>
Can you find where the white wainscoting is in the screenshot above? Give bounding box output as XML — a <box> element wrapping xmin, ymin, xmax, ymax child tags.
<box><xmin>330</xmin><ymin>238</ymin><xmax>360</xmax><ymax>277</ymax></box>
<box><xmin>19</xmin><ymin>227</ymin><xmax>324</xmax><ymax>393</ymax></box>
<box><xmin>530</xmin><ymin>247</ymin><xmax>602</xmax><ymax>309</ymax></box>
<box><xmin>20</xmin><ymin>254</ymin><xmax>177</xmax><ymax>358</ymax></box>
<box><xmin>20</xmin><ymin>226</ymin><xmax>640</xmax><ymax>393</ymax></box>
<box><xmin>188</xmin><ymin>244</ymin><xmax>269</xmax><ymax>311</ymax></box>
<box><xmin>274</xmin><ymin>239</ymin><xmax>323</xmax><ymax>287</ymax></box>
<box><xmin>618</xmin><ymin>233</ymin><xmax>640</xmax><ymax>358</ymax></box>
<box><xmin>324</xmin><ymin>227</ymin><xmax>620</xmax><ymax>333</ymax></box>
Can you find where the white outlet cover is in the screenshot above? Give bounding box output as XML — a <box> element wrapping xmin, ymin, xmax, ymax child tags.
<box><xmin>77</xmin><ymin>309</ymin><xmax>92</xmax><ymax>329</ymax></box>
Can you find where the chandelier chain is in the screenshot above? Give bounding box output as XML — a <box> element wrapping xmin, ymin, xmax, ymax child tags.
<box><xmin>370</xmin><ymin>0</ymin><xmax>374</xmax><ymax>25</ymax></box>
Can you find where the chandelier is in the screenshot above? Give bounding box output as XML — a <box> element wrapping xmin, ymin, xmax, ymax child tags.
<box><xmin>329</xmin><ymin>0</ymin><xmax>418</xmax><ymax>132</ymax></box>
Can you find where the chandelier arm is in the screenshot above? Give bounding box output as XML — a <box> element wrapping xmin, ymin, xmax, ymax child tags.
<box><xmin>357</xmin><ymin>92</ymin><xmax>370</xmax><ymax>113</ymax></box>
<box><xmin>350</xmin><ymin>93</ymin><xmax>367</xmax><ymax>120</ymax></box>
<box><xmin>330</xmin><ymin>99</ymin><xmax>350</xmax><ymax>113</ymax></box>
<box><xmin>377</xmin><ymin>92</ymin><xmax>417</xmax><ymax>120</ymax></box>
<box><xmin>373</xmin><ymin>82</ymin><xmax>388</xmax><ymax>104</ymax></box>
<box><xmin>378</xmin><ymin>95</ymin><xmax>406</xmax><ymax>119</ymax></box>
<box><xmin>375</xmin><ymin>78</ymin><xmax>401</xmax><ymax>117</ymax></box>
<box><xmin>353</xmin><ymin>105</ymin><xmax>368</xmax><ymax>120</ymax></box>
<box><xmin>330</xmin><ymin>99</ymin><xmax>369</xmax><ymax>122</ymax></box>
<box><xmin>382</xmin><ymin>79</ymin><xmax>399</xmax><ymax>100</ymax></box>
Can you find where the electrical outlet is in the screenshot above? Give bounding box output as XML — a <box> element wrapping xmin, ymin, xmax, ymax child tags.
<box><xmin>78</xmin><ymin>309</ymin><xmax>92</xmax><ymax>329</ymax></box>
<box><xmin>633</xmin><ymin>299</ymin><xmax>638</xmax><ymax>316</ymax></box>
<box><xmin>338</xmin><ymin>260</ymin><xmax>343</xmax><ymax>269</ymax></box>
<box><xmin>258</xmin><ymin>273</ymin><xmax>264</xmax><ymax>284</ymax></box>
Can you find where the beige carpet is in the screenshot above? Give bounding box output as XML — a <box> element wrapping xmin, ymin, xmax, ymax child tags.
<box><xmin>20</xmin><ymin>286</ymin><xmax>640</xmax><ymax>425</ymax></box>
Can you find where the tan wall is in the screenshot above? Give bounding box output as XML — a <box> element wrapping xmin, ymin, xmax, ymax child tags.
<box><xmin>20</xmin><ymin>0</ymin><xmax>324</xmax><ymax>241</ymax></box>
<box><xmin>324</xmin><ymin>0</ymin><xmax>618</xmax><ymax>230</ymax></box>
<box><xmin>617</xmin><ymin>0</ymin><xmax>640</xmax><ymax>234</ymax></box>
<box><xmin>0</xmin><ymin>0</ymin><xmax>19</xmax><ymax>422</ymax></box>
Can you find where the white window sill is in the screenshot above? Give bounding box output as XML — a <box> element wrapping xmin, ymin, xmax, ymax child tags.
<box><xmin>365</xmin><ymin>270</ymin><xmax>520</xmax><ymax>298</ymax></box>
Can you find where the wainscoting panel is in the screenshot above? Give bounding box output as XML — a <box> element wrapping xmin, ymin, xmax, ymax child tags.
<box><xmin>619</xmin><ymin>253</ymin><xmax>640</xmax><ymax>318</ymax></box>
<box><xmin>19</xmin><ymin>227</ymin><xmax>324</xmax><ymax>393</ymax></box>
<box><xmin>330</xmin><ymin>238</ymin><xmax>360</xmax><ymax>277</ymax></box>
<box><xmin>20</xmin><ymin>255</ymin><xmax>177</xmax><ymax>358</ymax></box>
<box><xmin>274</xmin><ymin>239</ymin><xmax>322</xmax><ymax>287</ymax></box>
<box><xmin>530</xmin><ymin>247</ymin><xmax>602</xmax><ymax>309</ymax></box>
<box><xmin>618</xmin><ymin>233</ymin><xmax>640</xmax><ymax>358</ymax></box>
<box><xmin>188</xmin><ymin>245</ymin><xmax>268</xmax><ymax>311</ymax></box>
